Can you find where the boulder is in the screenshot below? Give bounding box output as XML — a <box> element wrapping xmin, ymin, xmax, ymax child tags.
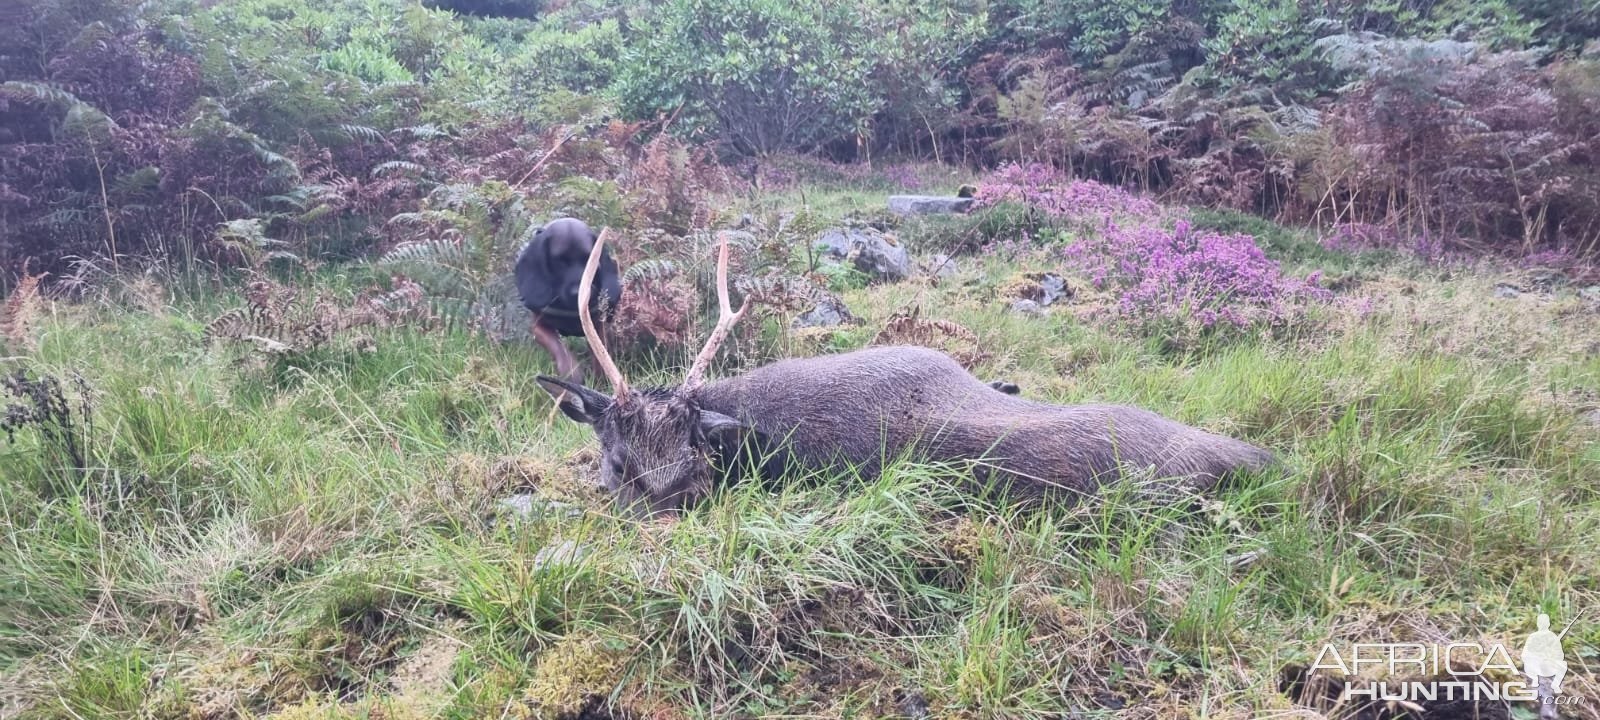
<box><xmin>815</xmin><ymin>230</ymin><xmax>853</xmax><ymax>259</ymax></box>
<box><xmin>1036</xmin><ymin>273</ymin><xmax>1069</xmax><ymax>306</ymax></box>
<box><xmin>888</xmin><ymin>195</ymin><xmax>975</xmax><ymax>216</ymax></box>
<box><xmin>815</xmin><ymin>227</ymin><xmax>912</xmax><ymax>283</ymax></box>
<box><xmin>1005</xmin><ymin>272</ymin><xmax>1071</xmax><ymax>308</ymax></box>
<box><xmin>794</xmin><ymin>297</ymin><xmax>854</xmax><ymax>328</ymax></box>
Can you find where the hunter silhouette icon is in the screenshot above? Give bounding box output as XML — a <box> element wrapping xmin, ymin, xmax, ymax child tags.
<box><xmin>1522</xmin><ymin>613</ymin><xmax>1568</xmax><ymax>694</ymax></box>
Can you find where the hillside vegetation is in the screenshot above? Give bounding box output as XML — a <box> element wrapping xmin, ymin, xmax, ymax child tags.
<box><xmin>3</xmin><ymin>0</ymin><xmax>1600</xmax><ymax>718</ymax></box>
<box><xmin>6</xmin><ymin>166</ymin><xmax>1600</xmax><ymax>718</ymax></box>
<box><xmin>4</xmin><ymin>0</ymin><xmax>1599</xmax><ymax>282</ymax></box>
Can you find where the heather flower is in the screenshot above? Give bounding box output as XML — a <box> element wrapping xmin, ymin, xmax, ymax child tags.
<box><xmin>1064</xmin><ymin>219</ymin><xmax>1331</xmax><ymax>331</ymax></box>
<box><xmin>973</xmin><ymin>162</ymin><xmax>1328</xmax><ymax>336</ymax></box>
<box><xmin>1521</xmin><ymin>248</ymin><xmax>1580</xmax><ymax>269</ymax></box>
<box><xmin>973</xmin><ymin>163</ymin><xmax>1164</xmax><ymax>223</ymax></box>
<box><xmin>882</xmin><ymin>164</ymin><xmax>924</xmax><ymax>190</ymax></box>
<box><xmin>1320</xmin><ymin>222</ymin><xmax>1452</xmax><ymax>262</ymax></box>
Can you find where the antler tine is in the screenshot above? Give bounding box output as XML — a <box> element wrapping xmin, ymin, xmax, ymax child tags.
<box><xmin>579</xmin><ymin>228</ymin><xmax>629</xmax><ymax>399</ymax></box>
<box><xmin>684</xmin><ymin>231</ymin><xmax>749</xmax><ymax>390</ymax></box>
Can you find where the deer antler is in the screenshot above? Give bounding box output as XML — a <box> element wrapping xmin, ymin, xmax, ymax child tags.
<box><xmin>579</xmin><ymin>228</ymin><xmax>629</xmax><ymax>399</ymax></box>
<box><xmin>684</xmin><ymin>231</ymin><xmax>749</xmax><ymax>390</ymax></box>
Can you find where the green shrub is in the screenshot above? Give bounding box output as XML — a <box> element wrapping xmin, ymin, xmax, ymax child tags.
<box><xmin>510</xmin><ymin>17</ymin><xmax>622</xmax><ymax>95</ymax></box>
<box><xmin>615</xmin><ymin>0</ymin><xmax>884</xmax><ymax>154</ymax></box>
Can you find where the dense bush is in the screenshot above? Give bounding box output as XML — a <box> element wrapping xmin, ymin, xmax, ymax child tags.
<box><xmin>1308</xmin><ymin>36</ymin><xmax>1600</xmax><ymax>254</ymax></box>
<box><xmin>617</xmin><ymin>0</ymin><xmax>986</xmax><ymax>158</ymax></box>
<box><xmin>616</xmin><ymin>0</ymin><xmax>886</xmax><ymax>155</ymax></box>
<box><xmin>974</xmin><ymin>162</ymin><xmax>1163</xmax><ymax>224</ymax></box>
<box><xmin>1065</xmin><ymin>219</ymin><xmax>1330</xmax><ymax>333</ymax></box>
<box><xmin>6</xmin><ymin>0</ymin><xmax>1600</xmax><ymax>285</ymax></box>
<box><xmin>1</xmin><ymin>2</ymin><xmax>210</xmax><ymax>275</ymax></box>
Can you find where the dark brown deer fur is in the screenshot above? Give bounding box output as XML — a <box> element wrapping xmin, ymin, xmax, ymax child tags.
<box><xmin>537</xmin><ymin>232</ymin><xmax>1276</xmax><ymax>518</ymax></box>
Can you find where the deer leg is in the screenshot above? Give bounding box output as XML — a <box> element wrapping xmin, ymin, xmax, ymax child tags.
<box><xmin>988</xmin><ymin>380</ymin><xmax>1021</xmax><ymax>395</ymax></box>
<box><xmin>531</xmin><ymin>317</ymin><xmax>582</xmax><ymax>383</ymax></box>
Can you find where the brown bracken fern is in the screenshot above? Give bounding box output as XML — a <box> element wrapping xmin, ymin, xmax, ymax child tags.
<box><xmin>871</xmin><ymin>307</ymin><xmax>988</xmax><ymax>367</ymax></box>
<box><xmin>204</xmin><ymin>277</ymin><xmax>437</xmax><ymax>355</ymax></box>
<box><xmin>0</xmin><ymin>272</ymin><xmax>46</xmax><ymax>353</ymax></box>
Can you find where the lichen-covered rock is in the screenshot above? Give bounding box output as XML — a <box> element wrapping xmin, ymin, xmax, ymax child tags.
<box><xmin>815</xmin><ymin>227</ymin><xmax>912</xmax><ymax>282</ymax></box>
<box><xmin>888</xmin><ymin>195</ymin><xmax>975</xmax><ymax>216</ymax></box>
<box><xmin>1037</xmin><ymin>273</ymin><xmax>1069</xmax><ymax>306</ymax></box>
<box><xmin>794</xmin><ymin>296</ymin><xmax>855</xmax><ymax>328</ymax></box>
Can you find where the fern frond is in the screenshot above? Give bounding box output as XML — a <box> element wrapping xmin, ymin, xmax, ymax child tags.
<box><xmin>297</xmin><ymin>204</ymin><xmax>335</xmax><ymax>223</ymax></box>
<box><xmin>112</xmin><ymin>167</ymin><xmax>161</xmax><ymax>198</ymax></box>
<box><xmin>339</xmin><ymin>124</ymin><xmax>386</xmax><ymax>143</ymax></box>
<box><xmin>203</xmin><ymin>307</ymin><xmax>250</xmax><ymax>345</ymax></box>
<box><xmin>1</xmin><ymin>273</ymin><xmax>46</xmax><ymax>352</ymax></box>
<box><xmin>379</xmin><ymin>239</ymin><xmax>467</xmax><ymax>268</ymax></box>
<box><xmin>372</xmin><ymin>160</ymin><xmax>426</xmax><ymax>178</ymax></box>
<box><xmin>0</xmin><ymin>81</ymin><xmax>85</xmax><ymax>106</ymax></box>
<box><xmin>397</xmin><ymin>124</ymin><xmax>449</xmax><ymax>140</ymax></box>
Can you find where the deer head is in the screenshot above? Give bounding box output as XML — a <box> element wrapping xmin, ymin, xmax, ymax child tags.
<box><xmin>537</xmin><ymin>230</ymin><xmax>751</xmax><ymax>517</ymax></box>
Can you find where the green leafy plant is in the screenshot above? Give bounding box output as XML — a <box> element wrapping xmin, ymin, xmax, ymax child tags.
<box><xmin>378</xmin><ymin>181</ymin><xmax>533</xmax><ymax>335</ymax></box>
<box><xmin>615</xmin><ymin>0</ymin><xmax>886</xmax><ymax>155</ymax></box>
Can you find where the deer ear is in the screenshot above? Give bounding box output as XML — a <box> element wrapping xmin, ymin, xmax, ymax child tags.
<box><xmin>537</xmin><ymin>375</ymin><xmax>611</xmax><ymax>424</ymax></box>
<box><xmin>698</xmin><ymin>409</ymin><xmax>745</xmax><ymax>442</ymax></box>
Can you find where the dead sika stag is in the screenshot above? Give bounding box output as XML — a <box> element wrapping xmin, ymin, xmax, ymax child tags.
<box><xmin>538</xmin><ymin>231</ymin><xmax>1278</xmax><ymax>518</ymax></box>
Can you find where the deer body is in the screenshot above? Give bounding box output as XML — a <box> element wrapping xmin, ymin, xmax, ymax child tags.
<box><xmin>695</xmin><ymin>345</ymin><xmax>1275</xmax><ymax>501</ymax></box>
<box><xmin>537</xmin><ymin>230</ymin><xmax>1276</xmax><ymax>517</ymax></box>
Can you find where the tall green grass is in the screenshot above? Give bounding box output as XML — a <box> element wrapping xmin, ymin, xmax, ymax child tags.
<box><xmin>3</xmin><ymin>214</ymin><xmax>1598</xmax><ymax>719</ymax></box>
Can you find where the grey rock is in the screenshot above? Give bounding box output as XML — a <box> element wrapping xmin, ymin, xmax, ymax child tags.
<box><xmin>531</xmin><ymin>540</ymin><xmax>588</xmax><ymax>571</ymax></box>
<box><xmin>1529</xmin><ymin>269</ymin><xmax>1567</xmax><ymax>291</ymax></box>
<box><xmin>498</xmin><ymin>493</ymin><xmax>539</xmax><ymax>518</ymax></box>
<box><xmin>1581</xmin><ymin>409</ymin><xmax>1600</xmax><ymax>428</ymax></box>
<box><xmin>1494</xmin><ymin>283</ymin><xmax>1522</xmax><ymax>299</ymax></box>
<box><xmin>814</xmin><ymin>229</ymin><xmax>853</xmax><ymax>259</ymax></box>
<box><xmin>1010</xmin><ymin>299</ymin><xmax>1046</xmax><ymax>316</ymax></box>
<box><xmin>921</xmin><ymin>254</ymin><xmax>959</xmax><ymax>280</ymax></box>
<box><xmin>896</xmin><ymin>689</ymin><xmax>930</xmax><ymax>719</ymax></box>
<box><xmin>1037</xmin><ymin>273</ymin><xmax>1068</xmax><ymax>306</ymax></box>
<box><xmin>496</xmin><ymin>493</ymin><xmax>583</xmax><ymax>523</ymax></box>
<box><xmin>888</xmin><ymin>195</ymin><xmax>975</xmax><ymax>216</ymax></box>
<box><xmin>794</xmin><ymin>297</ymin><xmax>854</xmax><ymax>328</ymax></box>
<box><xmin>815</xmin><ymin>227</ymin><xmax>912</xmax><ymax>283</ymax></box>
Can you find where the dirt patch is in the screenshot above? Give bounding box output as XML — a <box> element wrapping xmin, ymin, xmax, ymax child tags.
<box><xmin>389</xmin><ymin>629</ymin><xmax>462</xmax><ymax>698</ymax></box>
